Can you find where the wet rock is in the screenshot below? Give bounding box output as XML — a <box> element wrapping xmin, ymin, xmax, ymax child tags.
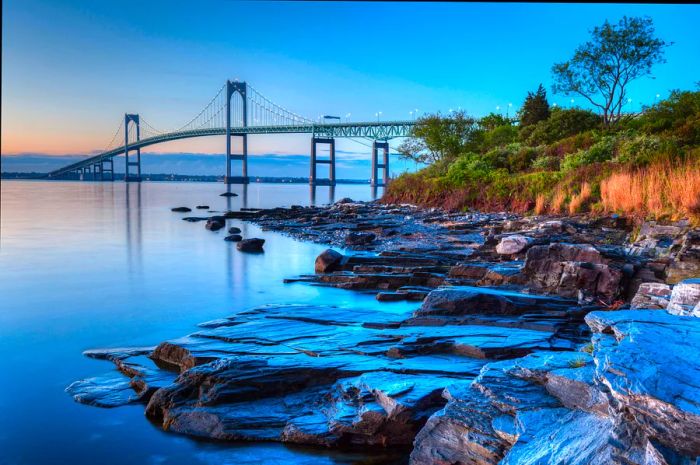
<box><xmin>315</xmin><ymin>249</ymin><xmax>344</xmax><ymax>273</ymax></box>
<box><xmin>237</xmin><ymin>238</ymin><xmax>265</xmax><ymax>253</ymax></box>
<box><xmin>345</xmin><ymin>232</ymin><xmax>376</xmax><ymax>246</ymax></box>
<box><xmin>182</xmin><ymin>217</ymin><xmax>208</xmax><ymax>222</ymax></box>
<box><xmin>171</xmin><ymin>207</ymin><xmax>191</xmax><ymax>212</ymax></box>
<box><xmin>335</xmin><ymin>197</ymin><xmax>354</xmax><ymax>204</ymax></box>
<box><xmin>630</xmin><ymin>282</ymin><xmax>671</xmax><ymax>309</ymax></box>
<box><xmin>228</xmin><ymin>226</ymin><xmax>242</xmax><ymax>234</ymax></box>
<box><xmin>224</xmin><ymin>234</ymin><xmax>242</xmax><ymax>242</ymax></box>
<box><xmin>196</xmin><ymin>205</ymin><xmax>209</xmax><ymax>209</ymax></box>
<box><xmin>666</xmin><ymin>278</ymin><xmax>700</xmax><ymax>316</ymax></box>
<box><xmin>496</xmin><ymin>234</ymin><xmax>533</xmax><ymax>255</ymax></box>
<box><xmin>220</xmin><ymin>192</ymin><xmax>238</xmax><ymax>197</ymax></box>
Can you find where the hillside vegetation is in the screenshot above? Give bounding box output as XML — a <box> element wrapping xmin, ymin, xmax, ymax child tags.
<box><xmin>384</xmin><ymin>89</ymin><xmax>700</xmax><ymax>221</ymax></box>
<box><xmin>384</xmin><ymin>17</ymin><xmax>699</xmax><ymax>222</ymax></box>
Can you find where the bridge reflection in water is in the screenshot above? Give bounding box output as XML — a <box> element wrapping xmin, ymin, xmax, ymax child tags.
<box><xmin>48</xmin><ymin>80</ymin><xmax>414</xmax><ymax>188</ymax></box>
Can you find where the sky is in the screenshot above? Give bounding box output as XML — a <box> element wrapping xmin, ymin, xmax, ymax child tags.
<box><xmin>2</xmin><ymin>1</ymin><xmax>699</xmax><ymax>178</ymax></box>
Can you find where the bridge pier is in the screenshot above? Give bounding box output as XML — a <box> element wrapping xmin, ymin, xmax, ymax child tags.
<box><xmin>370</xmin><ymin>141</ymin><xmax>389</xmax><ymax>187</ymax></box>
<box><xmin>309</xmin><ymin>137</ymin><xmax>335</xmax><ymax>186</ymax></box>
<box><xmin>124</xmin><ymin>114</ymin><xmax>141</xmax><ymax>182</ymax></box>
<box><xmin>225</xmin><ymin>80</ymin><xmax>249</xmax><ymax>184</ymax></box>
<box><xmin>100</xmin><ymin>158</ymin><xmax>114</xmax><ymax>181</ymax></box>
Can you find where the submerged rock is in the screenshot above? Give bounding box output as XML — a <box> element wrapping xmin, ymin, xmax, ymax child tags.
<box><xmin>171</xmin><ymin>207</ymin><xmax>191</xmax><ymax>212</ymax></box>
<box><xmin>205</xmin><ymin>219</ymin><xmax>224</xmax><ymax>231</ymax></box>
<box><xmin>224</xmin><ymin>234</ymin><xmax>242</xmax><ymax>242</ymax></box>
<box><xmin>228</xmin><ymin>226</ymin><xmax>242</xmax><ymax>234</ymax></box>
<box><xmin>220</xmin><ymin>192</ymin><xmax>238</xmax><ymax>197</ymax></box>
<box><xmin>196</xmin><ymin>205</ymin><xmax>209</xmax><ymax>209</ymax></box>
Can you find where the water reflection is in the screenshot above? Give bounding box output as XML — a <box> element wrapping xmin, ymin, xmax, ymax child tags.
<box><xmin>125</xmin><ymin>182</ymin><xmax>142</xmax><ymax>275</ymax></box>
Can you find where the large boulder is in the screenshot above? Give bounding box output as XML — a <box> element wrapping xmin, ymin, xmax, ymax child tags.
<box><xmin>495</xmin><ymin>234</ymin><xmax>533</xmax><ymax>255</ymax></box>
<box><xmin>315</xmin><ymin>249</ymin><xmax>343</xmax><ymax>273</ymax></box>
<box><xmin>523</xmin><ymin>243</ymin><xmax>622</xmax><ymax>302</ymax></box>
<box><xmin>666</xmin><ymin>278</ymin><xmax>700</xmax><ymax>317</ymax></box>
<box><xmin>236</xmin><ymin>238</ymin><xmax>265</xmax><ymax>253</ymax></box>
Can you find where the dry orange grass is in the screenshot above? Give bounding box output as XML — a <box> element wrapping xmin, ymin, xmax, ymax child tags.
<box><xmin>550</xmin><ymin>189</ymin><xmax>566</xmax><ymax>214</ymax></box>
<box><xmin>568</xmin><ymin>182</ymin><xmax>592</xmax><ymax>215</ymax></box>
<box><xmin>600</xmin><ymin>159</ymin><xmax>700</xmax><ymax>220</ymax></box>
<box><xmin>534</xmin><ymin>194</ymin><xmax>547</xmax><ymax>215</ymax></box>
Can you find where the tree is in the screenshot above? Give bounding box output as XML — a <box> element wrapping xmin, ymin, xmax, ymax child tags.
<box><xmin>552</xmin><ymin>16</ymin><xmax>670</xmax><ymax>127</ymax></box>
<box><xmin>397</xmin><ymin>111</ymin><xmax>481</xmax><ymax>165</ymax></box>
<box><xmin>519</xmin><ymin>84</ymin><xmax>550</xmax><ymax>127</ymax></box>
<box><xmin>479</xmin><ymin>112</ymin><xmax>513</xmax><ymax>131</ymax></box>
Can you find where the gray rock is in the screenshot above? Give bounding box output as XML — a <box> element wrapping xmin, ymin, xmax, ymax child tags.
<box><xmin>667</xmin><ymin>278</ymin><xmax>700</xmax><ymax>317</ymax></box>
<box><xmin>496</xmin><ymin>234</ymin><xmax>533</xmax><ymax>255</ymax></box>
<box><xmin>630</xmin><ymin>282</ymin><xmax>671</xmax><ymax>309</ymax></box>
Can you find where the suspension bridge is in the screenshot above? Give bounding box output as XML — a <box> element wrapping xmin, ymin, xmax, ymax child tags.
<box><xmin>46</xmin><ymin>80</ymin><xmax>415</xmax><ymax>187</ymax></box>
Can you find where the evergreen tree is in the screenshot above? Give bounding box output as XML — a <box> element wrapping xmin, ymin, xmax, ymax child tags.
<box><xmin>519</xmin><ymin>84</ymin><xmax>551</xmax><ymax>127</ymax></box>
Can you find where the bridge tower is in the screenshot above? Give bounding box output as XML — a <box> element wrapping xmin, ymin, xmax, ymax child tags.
<box><xmin>370</xmin><ymin>140</ymin><xmax>389</xmax><ymax>187</ymax></box>
<box><xmin>124</xmin><ymin>114</ymin><xmax>141</xmax><ymax>182</ymax></box>
<box><xmin>309</xmin><ymin>134</ymin><xmax>336</xmax><ymax>187</ymax></box>
<box><xmin>225</xmin><ymin>80</ymin><xmax>248</xmax><ymax>184</ymax></box>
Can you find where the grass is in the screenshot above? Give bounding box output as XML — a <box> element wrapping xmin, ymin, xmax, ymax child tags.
<box><xmin>600</xmin><ymin>159</ymin><xmax>700</xmax><ymax>221</ymax></box>
<box><xmin>568</xmin><ymin>358</ymin><xmax>588</xmax><ymax>368</ymax></box>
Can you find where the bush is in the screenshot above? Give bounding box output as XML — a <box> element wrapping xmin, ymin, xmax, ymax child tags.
<box><xmin>531</xmin><ymin>155</ymin><xmax>560</xmax><ymax>171</ymax></box>
<box><xmin>524</xmin><ymin>108</ymin><xmax>601</xmax><ymax>145</ymax></box>
<box><xmin>481</xmin><ymin>125</ymin><xmax>519</xmax><ymax>150</ymax></box>
<box><xmin>561</xmin><ymin>136</ymin><xmax>616</xmax><ymax>172</ymax></box>
<box><xmin>446</xmin><ymin>152</ymin><xmax>496</xmax><ymax>185</ymax></box>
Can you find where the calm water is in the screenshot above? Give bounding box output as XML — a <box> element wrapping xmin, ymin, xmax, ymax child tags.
<box><xmin>0</xmin><ymin>180</ymin><xmax>413</xmax><ymax>465</ymax></box>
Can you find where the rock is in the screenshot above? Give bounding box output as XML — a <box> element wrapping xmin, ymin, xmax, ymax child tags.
<box><xmin>335</xmin><ymin>197</ymin><xmax>354</xmax><ymax>204</ymax></box>
<box><xmin>196</xmin><ymin>205</ymin><xmax>209</xmax><ymax>209</ymax></box>
<box><xmin>228</xmin><ymin>227</ymin><xmax>242</xmax><ymax>234</ymax></box>
<box><xmin>523</xmin><ymin>243</ymin><xmax>622</xmax><ymax>302</ymax></box>
<box><xmin>237</xmin><ymin>238</ymin><xmax>265</xmax><ymax>253</ymax></box>
<box><xmin>667</xmin><ymin>278</ymin><xmax>700</xmax><ymax>316</ymax></box>
<box><xmin>205</xmin><ymin>219</ymin><xmax>224</xmax><ymax>231</ymax></box>
<box><xmin>495</xmin><ymin>234</ymin><xmax>533</xmax><ymax>255</ymax></box>
<box><xmin>666</xmin><ymin>231</ymin><xmax>700</xmax><ymax>284</ymax></box>
<box><xmin>315</xmin><ymin>249</ymin><xmax>343</xmax><ymax>273</ymax></box>
<box><xmin>630</xmin><ymin>282</ymin><xmax>671</xmax><ymax>309</ymax></box>
<box><xmin>344</xmin><ymin>232</ymin><xmax>376</xmax><ymax>246</ymax></box>
<box><xmin>224</xmin><ymin>234</ymin><xmax>242</xmax><ymax>242</ymax></box>
<box><xmin>220</xmin><ymin>192</ymin><xmax>238</xmax><ymax>197</ymax></box>
<box><xmin>585</xmin><ymin>310</ymin><xmax>700</xmax><ymax>457</ymax></box>
<box><xmin>171</xmin><ymin>207</ymin><xmax>191</xmax><ymax>212</ymax></box>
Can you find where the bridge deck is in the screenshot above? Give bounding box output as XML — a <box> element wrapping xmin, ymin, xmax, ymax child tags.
<box><xmin>47</xmin><ymin>121</ymin><xmax>414</xmax><ymax>178</ymax></box>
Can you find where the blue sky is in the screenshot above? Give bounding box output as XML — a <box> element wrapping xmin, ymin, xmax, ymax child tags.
<box><xmin>2</xmin><ymin>1</ymin><xmax>699</xmax><ymax>177</ymax></box>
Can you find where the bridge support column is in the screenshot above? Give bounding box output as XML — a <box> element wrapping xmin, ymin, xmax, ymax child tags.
<box><xmin>124</xmin><ymin>114</ymin><xmax>141</xmax><ymax>182</ymax></box>
<box><xmin>309</xmin><ymin>137</ymin><xmax>335</xmax><ymax>186</ymax></box>
<box><xmin>225</xmin><ymin>80</ymin><xmax>249</xmax><ymax>184</ymax></box>
<box><xmin>100</xmin><ymin>158</ymin><xmax>114</xmax><ymax>181</ymax></box>
<box><xmin>370</xmin><ymin>141</ymin><xmax>389</xmax><ymax>187</ymax></box>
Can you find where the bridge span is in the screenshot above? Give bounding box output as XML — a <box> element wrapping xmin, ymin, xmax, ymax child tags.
<box><xmin>47</xmin><ymin>81</ymin><xmax>415</xmax><ymax>187</ymax></box>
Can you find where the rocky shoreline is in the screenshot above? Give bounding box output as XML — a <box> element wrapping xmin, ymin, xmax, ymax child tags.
<box><xmin>68</xmin><ymin>199</ymin><xmax>700</xmax><ymax>464</ymax></box>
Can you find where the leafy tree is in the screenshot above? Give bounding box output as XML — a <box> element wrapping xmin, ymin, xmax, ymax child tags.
<box><xmin>398</xmin><ymin>111</ymin><xmax>481</xmax><ymax>165</ymax></box>
<box><xmin>552</xmin><ymin>16</ymin><xmax>669</xmax><ymax>127</ymax></box>
<box><xmin>479</xmin><ymin>113</ymin><xmax>512</xmax><ymax>131</ymax></box>
<box><xmin>519</xmin><ymin>84</ymin><xmax>550</xmax><ymax>127</ymax></box>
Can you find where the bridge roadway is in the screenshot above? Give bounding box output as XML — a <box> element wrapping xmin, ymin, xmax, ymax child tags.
<box><xmin>47</xmin><ymin>120</ymin><xmax>414</xmax><ymax>181</ymax></box>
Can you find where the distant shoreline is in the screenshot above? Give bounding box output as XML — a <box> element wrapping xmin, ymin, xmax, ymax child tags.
<box><xmin>0</xmin><ymin>172</ymin><xmax>370</xmax><ymax>184</ymax></box>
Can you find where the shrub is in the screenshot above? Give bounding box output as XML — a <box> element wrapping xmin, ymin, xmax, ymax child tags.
<box><xmin>481</xmin><ymin>125</ymin><xmax>519</xmax><ymax>150</ymax></box>
<box><xmin>524</xmin><ymin>107</ymin><xmax>601</xmax><ymax>146</ymax></box>
<box><xmin>531</xmin><ymin>155</ymin><xmax>560</xmax><ymax>171</ymax></box>
<box><xmin>561</xmin><ymin>136</ymin><xmax>616</xmax><ymax>172</ymax></box>
<box><xmin>446</xmin><ymin>152</ymin><xmax>495</xmax><ymax>186</ymax></box>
